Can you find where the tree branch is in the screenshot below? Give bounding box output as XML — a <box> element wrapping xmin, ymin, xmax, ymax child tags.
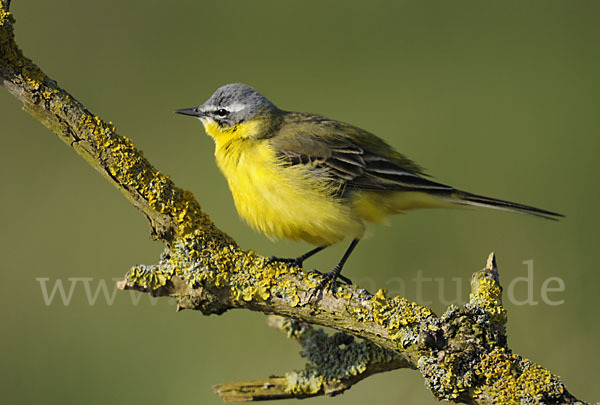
<box><xmin>0</xmin><ymin>4</ymin><xmax>587</xmax><ymax>404</ymax></box>
<box><xmin>213</xmin><ymin>316</ymin><xmax>411</xmax><ymax>401</ymax></box>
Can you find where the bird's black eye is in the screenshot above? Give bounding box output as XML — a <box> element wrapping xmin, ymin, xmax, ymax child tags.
<box><xmin>215</xmin><ymin>108</ymin><xmax>228</xmax><ymax>117</ymax></box>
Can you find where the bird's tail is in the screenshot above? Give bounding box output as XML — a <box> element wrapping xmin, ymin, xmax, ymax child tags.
<box><xmin>445</xmin><ymin>190</ymin><xmax>564</xmax><ymax>221</ymax></box>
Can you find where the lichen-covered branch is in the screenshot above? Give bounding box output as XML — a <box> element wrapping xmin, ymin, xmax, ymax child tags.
<box><xmin>0</xmin><ymin>4</ymin><xmax>587</xmax><ymax>404</ymax></box>
<box><xmin>119</xmin><ymin>252</ymin><xmax>583</xmax><ymax>404</ymax></box>
<box><xmin>213</xmin><ymin>316</ymin><xmax>411</xmax><ymax>401</ymax></box>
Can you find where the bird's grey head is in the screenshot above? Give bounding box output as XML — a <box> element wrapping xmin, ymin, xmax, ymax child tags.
<box><xmin>175</xmin><ymin>83</ymin><xmax>276</xmax><ymax>128</ymax></box>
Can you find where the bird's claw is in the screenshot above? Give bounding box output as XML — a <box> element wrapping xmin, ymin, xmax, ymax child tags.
<box><xmin>307</xmin><ymin>269</ymin><xmax>352</xmax><ymax>285</ymax></box>
<box><xmin>305</xmin><ymin>268</ymin><xmax>353</xmax><ymax>302</ymax></box>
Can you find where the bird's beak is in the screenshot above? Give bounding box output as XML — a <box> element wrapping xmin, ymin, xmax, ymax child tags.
<box><xmin>174</xmin><ymin>107</ymin><xmax>204</xmax><ymax>117</ymax></box>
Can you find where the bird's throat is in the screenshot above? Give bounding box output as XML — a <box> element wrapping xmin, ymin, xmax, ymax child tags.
<box><xmin>203</xmin><ymin>119</ymin><xmax>265</xmax><ymax>143</ymax></box>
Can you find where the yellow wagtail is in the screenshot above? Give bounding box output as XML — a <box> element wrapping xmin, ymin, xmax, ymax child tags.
<box><xmin>175</xmin><ymin>83</ymin><xmax>562</xmax><ymax>292</ymax></box>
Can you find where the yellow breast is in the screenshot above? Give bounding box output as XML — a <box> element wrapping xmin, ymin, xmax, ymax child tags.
<box><xmin>206</xmin><ymin>121</ymin><xmax>364</xmax><ymax>246</ymax></box>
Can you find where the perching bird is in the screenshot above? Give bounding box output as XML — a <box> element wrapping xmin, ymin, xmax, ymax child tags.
<box><xmin>175</xmin><ymin>83</ymin><xmax>562</xmax><ymax>292</ymax></box>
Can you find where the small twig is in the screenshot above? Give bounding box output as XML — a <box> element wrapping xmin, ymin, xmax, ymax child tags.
<box><xmin>213</xmin><ymin>317</ymin><xmax>411</xmax><ymax>402</ymax></box>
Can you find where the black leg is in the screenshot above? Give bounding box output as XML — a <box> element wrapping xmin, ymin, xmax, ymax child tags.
<box><xmin>307</xmin><ymin>239</ymin><xmax>360</xmax><ymax>301</ymax></box>
<box><xmin>267</xmin><ymin>245</ymin><xmax>328</xmax><ymax>268</ymax></box>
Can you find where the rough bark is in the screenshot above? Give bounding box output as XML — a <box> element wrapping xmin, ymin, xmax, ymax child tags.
<box><xmin>0</xmin><ymin>3</ymin><xmax>587</xmax><ymax>404</ymax></box>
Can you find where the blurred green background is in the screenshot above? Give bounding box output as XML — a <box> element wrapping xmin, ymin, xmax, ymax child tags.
<box><xmin>2</xmin><ymin>1</ymin><xmax>599</xmax><ymax>403</ymax></box>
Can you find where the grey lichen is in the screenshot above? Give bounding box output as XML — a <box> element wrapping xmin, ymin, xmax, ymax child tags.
<box><xmin>270</xmin><ymin>317</ymin><xmax>405</xmax><ymax>396</ymax></box>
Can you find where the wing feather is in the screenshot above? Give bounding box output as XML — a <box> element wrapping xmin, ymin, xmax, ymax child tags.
<box><xmin>270</xmin><ymin>113</ymin><xmax>454</xmax><ymax>194</ymax></box>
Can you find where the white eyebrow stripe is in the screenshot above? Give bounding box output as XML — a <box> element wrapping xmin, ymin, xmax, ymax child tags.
<box><xmin>226</xmin><ymin>103</ymin><xmax>246</xmax><ymax>112</ymax></box>
<box><xmin>200</xmin><ymin>103</ymin><xmax>245</xmax><ymax>113</ymax></box>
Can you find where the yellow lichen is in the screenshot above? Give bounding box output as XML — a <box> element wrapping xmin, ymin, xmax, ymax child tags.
<box><xmin>126</xmin><ymin>264</ymin><xmax>171</xmax><ymax>290</ymax></box>
<box><xmin>285</xmin><ymin>371</ymin><xmax>323</xmax><ymax>395</ymax></box>
<box><xmin>21</xmin><ymin>65</ymin><xmax>44</xmax><ymax>90</ymax></box>
<box><xmin>474</xmin><ymin>347</ymin><xmax>566</xmax><ymax>404</ymax></box>
<box><xmin>369</xmin><ymin>288</ymin><xmax>434</xmax><ymax>337</ymax></box>
<box><xmin>470</xmin><ymin>272</ymin><xmax>507</xmax><ymax>326</ymax></box>
<box><xmin>124</xmin><ymin>219</ymin><xmax>306</xmax><ymax>310</ymax></box>
<box><xmin>0</xmin><ymin>6</ymin><xmax>14</xmax><ymax>27</ymax></box>
<box><xmin>75</xmin><ymin>108</ymin><xmax>222</xmax><ymax>242</ymax></box>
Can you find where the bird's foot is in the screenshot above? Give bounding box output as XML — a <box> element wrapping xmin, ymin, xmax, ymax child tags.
<box><xmin>305</xmin><ymin>267</ymin><xmax>353</xmax><ymax>302</ymax></box>
<box><xmin>308</xmin><ymin>269</ymin><xmax>352</xmax><ymax>285</ymax></box>
<box><xmin>266</xmin><ymin>255</ymin><xmax>305</xmax><ymax>268</ymax></box>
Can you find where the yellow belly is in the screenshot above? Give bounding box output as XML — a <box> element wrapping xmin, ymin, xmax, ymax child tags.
<box><xmin>215</xmin><ymin>138</ymin><xmax>364</xmax><ymax>246</ymax></box>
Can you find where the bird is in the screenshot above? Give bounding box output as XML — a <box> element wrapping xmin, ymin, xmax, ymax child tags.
<box><xmin>175</xmin><ymin>83</ymin><xmax>562</xmax><ymax>294</ymax></box>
